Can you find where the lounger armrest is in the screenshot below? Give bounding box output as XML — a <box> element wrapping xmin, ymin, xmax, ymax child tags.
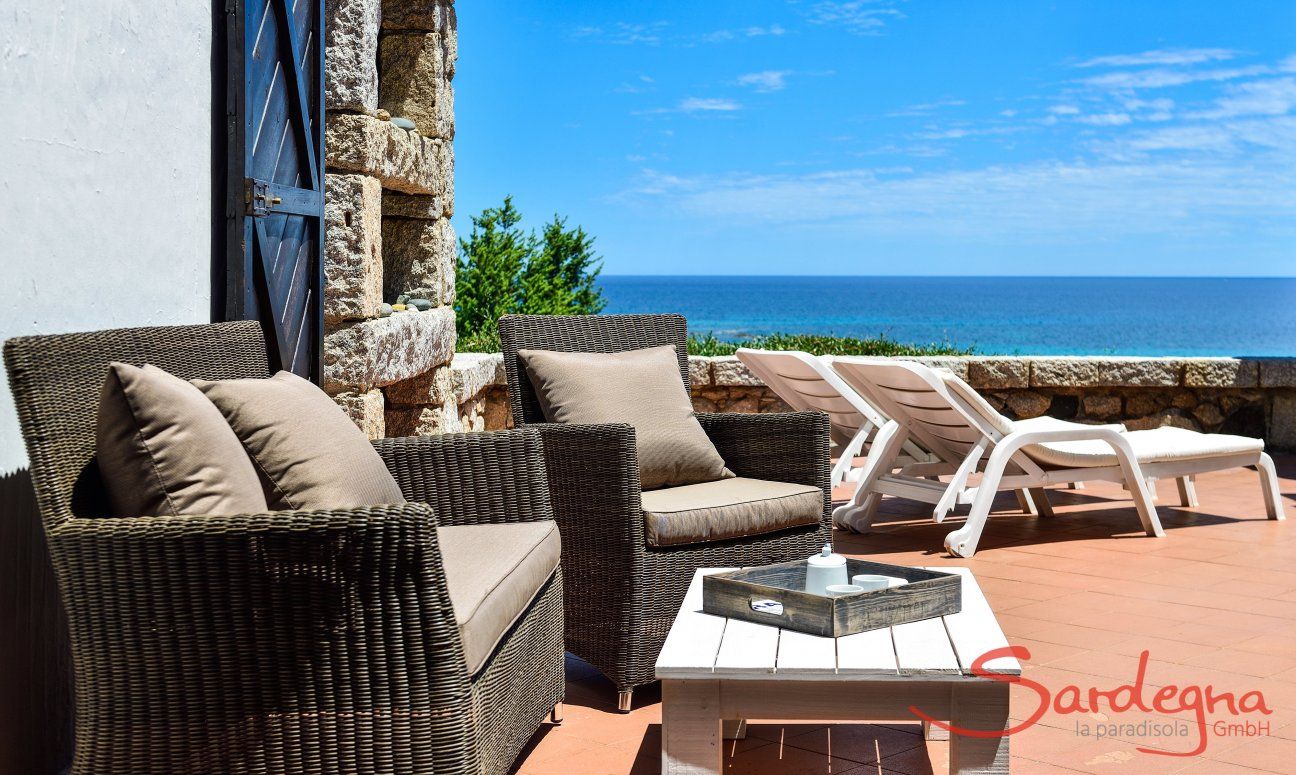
<box><xmin>698</xmin><ymin>410</ymin><xmax>831</xmax><ymax>494</ymax></box>
<box><xmin>530</xmin><ymin>422</ymin><xmax>647</xmax><ymax>550</ymax></box>
<box><xmin>375</xmin><ymin>428</ymin><xmax>554</xmax><ymax>527</ymax></box>
<box><xmin>48</xmin><ymin>502</ymin><xmax>477</xmax><ymax>772</ymax></box>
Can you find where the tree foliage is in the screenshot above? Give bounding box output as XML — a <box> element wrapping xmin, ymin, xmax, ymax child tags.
<box><xmin>456</xmin><ymin>197</ymin><xmax>607</xmax><ymax>350</ymax></box>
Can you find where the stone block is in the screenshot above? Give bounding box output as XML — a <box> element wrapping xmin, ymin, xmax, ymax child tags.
<box><xmin>324</xmin><ymin>306</ymin><xmax>456</xmax><ymax>392</ymax></box>
<box><xmin>384</xmin><ymin>190</ymin><xmax>451</xmax><ymax>220</ymax></box>
<box><xmin>1031</xmin><ymin>357</ymin><xmax>1181</xmax><ymax>388</ymax></box>
<box><xmin>1260</xmin><ymin>359</ymin><xmax>1296</xmax><ymax>387</ymax></box>
<box><xmin>1125</xmin><ymin>410</ymin><xmax>1199</xmax><ymax>432</ymax></box>
<box><xmin>383</xmin><ymin>0</ymin><xmax>457</xmax><ymax>45</ymax></box>
<box><xmin>967</xmin><ymin>358</ymin><xmax>1029</xmax><ymax>389</ymax></box>
<box><xmin>450</xmin><ymin>352</ymin><xmax>506</xmax><ymax>402</ymax></box>
<box><xmin>325</xmin><ymin>0</ymin><xmax>380</xmax><ymax>112</ymax></box>
<box><xmin>384</xmin><ymin>364</ymin><xmax>453</xmax><ymax>407</ymax></box>
<box><xmin>903</xmin><ymin>357</ymin><xmax>970</xmax><ymax>380</ymax></box>
<box><xmin>712</xmin><ymin>357</ymin><xmax>763</xmax><ymax>387</ymax></box>
<box><xmin>1192</xmin><ymin>403</ymin><xmax>1225</xmax><ymax>427</ymax></box>
<box><xmin>332</xmin><ymin>389</ymin><xmax>385</xmax><ymax>439</ymax></box>
<box><xmin>324</xmin><ymin>174</ymin><xmax>383</xmax><ymax>323</ymax></box>
<box><xmin>1271</xmin><ymin>394</ymin><xmax>1296</xmax><ymax>451</ymax></box>
<box><xmin>1004</xmin><ymin>391</ymin><xmax>1050</xmax><ymax>419</ymax></box>
<box><xmin>688</xmin><ymin>356</ymin><xmax>713</xmax><ymax>388</ymax></box>
<box><xmin>382</xmin><ymin>217</ymin><xmax>457</xmax><ymax>306</ymax></box>
<box><xmin>325</xmin><ymin>113</ymin><xmax>452</xmax><ymax>196</ymax></box>
<box><xmin>386</xmin><ymin>401</ymin><xmax>460</xmax><ymax>436</ymax></box>
<box><xmin>1082</xmin><ymin>394</ymin><xmax>1121</xmax><ymax>420</ymax></box>
<box><xmin>379</xmin><ymin>33</ymin><xmax>455</xmax><ymax>140</ymax></box>
<box><xmin>1184</xmin><ymin>358</ymin><xmax>1258</xmax><ymax>388</ymax></box>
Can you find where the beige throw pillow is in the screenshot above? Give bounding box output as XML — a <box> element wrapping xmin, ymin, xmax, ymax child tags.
<box><xmin>518</xmin><ymin>345</ymin><xmax>733</xmax><ymax>490</ymax></box>
<box><xmin>193</xmin><ymin>371</ymin><xmax>406</xmax><ymax>510</ymax></box>
<box><xmin>96</xmin><ymin>362</ymin><xmax>269</xmax><ymax>517</ymax></box>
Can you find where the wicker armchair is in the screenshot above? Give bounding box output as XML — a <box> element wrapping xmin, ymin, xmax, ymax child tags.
<box><xmin>499</xmin><ymin>314</ymin><xmax>831</xmax><ymax>710</ymax></box>
<box><xmin>4</xmin><ymin>321</ymin><xmax>564</xmax><ymax>775</ymax></box>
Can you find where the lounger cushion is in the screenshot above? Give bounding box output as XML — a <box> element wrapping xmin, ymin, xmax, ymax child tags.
<box><xmin>1024</xmin><ymin>426</ymin><xmax>1264</xmax><ymax>469</ymax></box>
<box><xmin>193</xmin><ymin>371</ymin><xmax>406</xmax><ymax>510</ymax></box>
<box><xmin>96</xmin><ymin>362</ymin><xmax>269</xmax><ymax>517</ymax></box>
<box><xmin>518</xmin><ymin>345</ymin><xmax>734</xmax><ymax>489</ymax></box>
<box><xmin>438</xmin><ymin>521</ymin><xmax>562</xmax><ymax>675</ymax></box>
<box><xmin>641</xmin><ymin>477</ymin><xmax>823</xmax><ymax>547</ymax></box>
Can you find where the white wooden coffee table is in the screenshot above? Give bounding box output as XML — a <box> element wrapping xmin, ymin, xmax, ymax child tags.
<box><xmin>656</xmin><ymin>567</ymin><xmax>1019</xmax><ymax>774</ymax></box>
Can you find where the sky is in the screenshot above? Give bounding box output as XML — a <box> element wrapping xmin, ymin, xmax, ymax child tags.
<box><xmin>452</xmin><ymin>1</ymin><xmax>1296</xmax><ymax>277</ymax></box>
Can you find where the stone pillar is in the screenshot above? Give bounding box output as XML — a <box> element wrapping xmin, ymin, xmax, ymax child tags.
<box><xmin>323</xmin><ymin>0</ymin><xmax>458</xmax><ymax>438</ymax></box>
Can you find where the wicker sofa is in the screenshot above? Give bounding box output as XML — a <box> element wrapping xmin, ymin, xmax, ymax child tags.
<box><xmin>499</xmin><ymin>314</ymin><xmax>832</xmax><ymax>710</ymax></box>
<box><xmin>4</xmin><ymin>321</ymin><xmax>564</xmax><ymax>775</ymax></box>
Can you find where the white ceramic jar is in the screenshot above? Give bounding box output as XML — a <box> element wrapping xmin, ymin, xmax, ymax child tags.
<box><xmin>805</xmin><ymin>544</ymin><xmax>848</xmax><ymax>595</ymax></box>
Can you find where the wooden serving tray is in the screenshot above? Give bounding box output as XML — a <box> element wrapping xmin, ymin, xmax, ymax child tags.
<box><xmin>701</xmin><ymin>559</ymin><xmax>961</xmax><ymax>637</ymax></box>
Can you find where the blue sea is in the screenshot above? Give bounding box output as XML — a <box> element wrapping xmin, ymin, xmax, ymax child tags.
<box><xmin>597</xmin><ymin>276</ymin><xmax>1296</xmax><ymax>357</ymax></box>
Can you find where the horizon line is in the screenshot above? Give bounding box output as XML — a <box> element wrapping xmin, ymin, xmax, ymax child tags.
<box><xmin>597</xmin><ymin>273</ymin><xmax>1296</xmax><ymax>280</ymax></box>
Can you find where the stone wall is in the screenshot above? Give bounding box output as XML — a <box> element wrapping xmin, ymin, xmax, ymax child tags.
<box><xmin>452</xmin><ymin>353</ymin><xmax>1296</xmax><ymax>450</ymax></box>
<box><xmin>322</xmin><ymin>0</ymin><xmax>459</xmax><ymax>437</ymax></box>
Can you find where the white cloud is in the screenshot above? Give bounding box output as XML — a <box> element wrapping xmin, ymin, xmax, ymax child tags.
<box><xmin>737</xmin><ymin>70</ymin><xmax>791</xmax><ymax>92</ymax></box>
<box><xmin>622</xmin><ymin>156</ymin><xmax>1296</xmax><ymax>241</ymax></box>
<box><xmin>1193</xmin><ymin>77</ymin><xmax>1296</xmax><ymax>119</ymax></box>
<box><xmin>886</xmin><ymin>98</ymin><xmax>966</xmax><ymax>117</ymax></box>
<box><xmin>1099</xmin><ymin>116</ymin><xmax>1296</xmax><ymax>155</ymax></box>
<box><xmin>572</xmin><ymin>21</ymin><xmax>668</xmax><ymax>46</ymax></box>
<box><xmin>745</xmin><ymin>25</ymin><xmax>787</xmax><ymax>37</ymax></box>
<box><xmin>678</xmin><ymin>97</ymin><xmax>742</xmax><ymax>112</ymax></box>
<box><xmin>1077</xmin><ymin>112</ymin><xmax>1133</xmax><ymax>126</ymax></box>
<box><xmin>1048</xmin><ymin>104</ymin><xmax>1081</xmax><ymax>115</ymax></box>
<box><xmin>1079</xmin><ymin>64</ymin><xmax>1270</xmax><ymax>91</ymax></box>
<box><xmin>1076</xmin><ymin>48</ymin><xmax>1239</xmax><ymax>68</ymax></box>
<box><xmin>807</xmin><ymin>1</ymin><xmax>905</xmax><ymax>36</ymax></box>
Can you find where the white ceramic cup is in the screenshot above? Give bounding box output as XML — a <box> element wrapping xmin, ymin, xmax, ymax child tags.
<box><xmin>825</xmin><ymin>584</ymin><xmax>863</xmax><ymax>597</ymax></box>
<box><xmin>851</xmin><ymin>574</ymin><xmax>906</xmax><ymax>592</ymax></box>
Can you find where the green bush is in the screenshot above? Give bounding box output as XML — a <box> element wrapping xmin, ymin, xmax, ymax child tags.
<box><xmin>456</xmin><ymin>196</ymin><xmax>606</xmax><ymax>351</ymax></box>
<box><xmin>687</xmin><ymin>331</ymin><xmax>973</xmax><ymax>357</ymax></box>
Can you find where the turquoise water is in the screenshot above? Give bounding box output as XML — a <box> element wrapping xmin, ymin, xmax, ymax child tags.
<box><xmin>597</xmin><ymin>276</ymin><xmax>1296</xmax><ymax>356</ymax></box>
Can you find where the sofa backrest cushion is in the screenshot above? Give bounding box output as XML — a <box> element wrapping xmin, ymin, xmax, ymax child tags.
<box><xmin>518</xmin><ymin>345</ymin><xmax>733</xmax><ymax>490</ymax></box>
<box><xmin>193</xmin><ymin>371</ymin><xmax>407</xmax><ymax>510</ymax></box>
<box><xmin>96</xmin><ymin>362</ymin><xmax>269</xmax><ymax>517</ymax></box>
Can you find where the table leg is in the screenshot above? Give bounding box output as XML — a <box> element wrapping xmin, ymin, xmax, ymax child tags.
<box><xmin>722</xmin><ymin>719</ymin><xmax>747</xmax><ymax>740</ymax></box>
<box><xmin>923</xmin><ymin>719</ymin><xmax>950</xmax><ymax>741</ymax></box>
<box><xmin>662</xmin><ymin>680</ymin><xmax>722</xmax><ymax>775</ymax></box>
<box><xmin>949</xmin><ymin>682</ymin><xmax>1010</xmax><ymax>774</ymax></box>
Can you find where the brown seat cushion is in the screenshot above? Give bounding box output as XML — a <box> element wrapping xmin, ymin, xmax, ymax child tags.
<box><xmin>438</xmin><ymin>521</ymin><xmax>562</xmax><ymax>675</ymax></box>
<box><xmin>641</xmin><ymin>477</ymin><xmax>823</xmax><ymax>547</ymax></box>
<box><xmin>192</xmin><ymin>371</ymin><xmax>406</xmax><ymax>510</ymax></box>
<box><xmin>96</xmin><ymin>363</ymin><xmax>269</xmax><ymax>517</ymax></box>
<box><xmin>518</xmin><ymin>345</ymin><xmax>733</xmax><ymax>490</ymax></box>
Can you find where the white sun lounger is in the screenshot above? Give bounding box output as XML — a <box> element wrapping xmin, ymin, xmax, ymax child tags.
<box><xmin>735</xmin><ymin>348</ymin><xmax>933</xmax><ymax>485</ymax></box>
<box><xmin>829</xmin><ymin>357</ymin><xmax>1285</xmax><ymax>557</ymax></box>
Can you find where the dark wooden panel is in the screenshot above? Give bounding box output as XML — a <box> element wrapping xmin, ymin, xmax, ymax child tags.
<box><xmin>223</xmin><ymin>0</ymin><xmax>324</xmax><ymax>381</ymax></box>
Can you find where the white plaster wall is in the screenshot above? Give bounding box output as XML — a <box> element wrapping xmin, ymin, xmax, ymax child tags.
<box><xmin>0</xmin><ymin>0</ymin><xmax>213</xmax><ymax>473</ymax></box>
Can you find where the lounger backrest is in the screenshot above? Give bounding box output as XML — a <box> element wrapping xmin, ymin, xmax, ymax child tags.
<box><xmin>829</xmin><ymin>358</ymin><xmax>1011</xmax><ymax>466</ymax></box>
<box><xmin>736</xmin><ymin>349</ymin><xmax>884</xmax><ymax>446</ymax></box>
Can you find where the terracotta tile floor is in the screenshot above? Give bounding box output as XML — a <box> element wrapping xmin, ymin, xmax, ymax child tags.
<box><xmin>511</xmin><ymin>456</ymin><xmax>1296</xmax><ymax>774</ymax></box>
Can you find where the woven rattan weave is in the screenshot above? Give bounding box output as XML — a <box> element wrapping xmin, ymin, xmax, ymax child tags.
<box><xmin>498</xmin><ymin>314</ymin><xmax>831</xmax><ymax>699</ymax></box>
<box><xmin>5</xmin><ymin>321</ymin><xmax>563</xmax><ymax>774</ymax></box>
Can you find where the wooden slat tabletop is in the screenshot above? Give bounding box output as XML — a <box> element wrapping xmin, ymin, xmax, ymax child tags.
<box><xmin>655</xmin><ymin>566</ymin><xmax>1021</xmax><ymax>681</ymax></box>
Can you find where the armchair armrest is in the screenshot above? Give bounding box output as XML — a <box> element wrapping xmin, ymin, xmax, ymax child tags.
<box><xmin>374</xmin><ymin>428</ymin><xmax>553</xmax><ymax>527</ymax></box>
<box><xmin>698</xmin><ymin>410</ymin><xmax>831</xmax><ymax>494</ymax></box>
<box><xmin>531</xmin><ymin>422</ymin><xmax>647</xmax><ymax>553</ymax></box>
<box><xmin>48</xmin><ymin>502</ymin><xmax>478</xmax><ymax>774</ymax></box>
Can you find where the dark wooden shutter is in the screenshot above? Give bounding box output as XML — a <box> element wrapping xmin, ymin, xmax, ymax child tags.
<box><xmin>222</xmin><ymin>0</ymin><xmax>325</xmax><ymax>381</ymax></box>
